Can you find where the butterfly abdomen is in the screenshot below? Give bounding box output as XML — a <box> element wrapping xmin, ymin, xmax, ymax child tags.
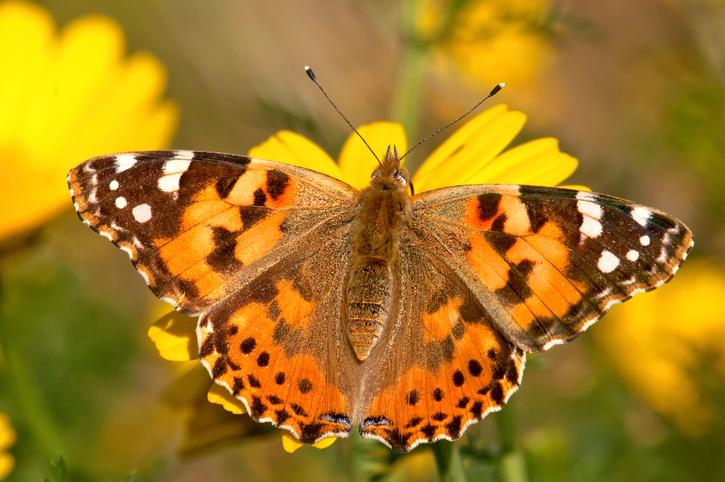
<box><xmin>346</xmin><ymin>187</ymin><xmax>410</xmax><ymax>361</ymax></box>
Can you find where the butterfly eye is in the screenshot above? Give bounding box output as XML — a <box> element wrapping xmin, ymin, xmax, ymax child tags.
<box><xmin>394</xmin><ymin>171</ymin><xmax>407</xmax><ymax>186</ymax></box>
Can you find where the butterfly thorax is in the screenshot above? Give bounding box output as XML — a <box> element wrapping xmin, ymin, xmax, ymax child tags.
<box><xmin>346</xmin><ymin>148</ymin><xmax>411</xmax><ymax>361</ymax></box>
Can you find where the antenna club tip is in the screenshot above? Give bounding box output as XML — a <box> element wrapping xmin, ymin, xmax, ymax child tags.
<box><xmin>304</xmin><ymin>65</ymin><xmax>316</xmax><ymax>81</ymax></box>
<box><xmin>489</xmin><ymin>82</ymin><xmax>505</xmax><ymax>96</ymax></box>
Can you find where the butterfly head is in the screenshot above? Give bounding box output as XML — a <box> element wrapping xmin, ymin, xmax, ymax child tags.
<box><xmin>370</xmin><ymin>145</ymin><xmax>412</xmax><ymax>195</ymax></box>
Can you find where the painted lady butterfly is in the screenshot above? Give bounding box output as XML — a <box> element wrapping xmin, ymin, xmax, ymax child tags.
<box><xmin>67</xmin><ymin>140</ymin><xmax>692</xmax><ymax>452</ymax></box>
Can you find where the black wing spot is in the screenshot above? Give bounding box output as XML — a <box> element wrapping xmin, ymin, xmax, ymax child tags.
<box><xmin>492</xmin><ymin>214</ymin><xmax>507</xmax><ymax>231</ymax></box>
<box><xmin>240</xmin><ymin>337</ymin><xmax>256</xmax><ymax>354</ymax></box>
<box><xmin>298</xmin><ymin>378</ymin><xmax>313</xmax><ymax>393</ymax></box>
<box><xmin>490</xmin><ymin>382</ymin><xmax>505</xmax><ymax>405</ymax></box>
<box><xmin>468</xmin><ymin>359</ymin><xmax>483</xmax><ymax>377</ymax></box>
<box><xmin>253</xmin><ymin>188</ymin><xmax>267</xmax><ymax>206</ymax></box>
<box><xmin>477</xmin><ymin>193</ymin><xmax>502</xmax><ymax>220</ymax></box>
<box><xmin>452</xmin><ymin>370</ymin><xmax>465</xmax><ymax>387</ymax></box>
<box><xmin>256</xmin><ymin>351</ymin><xmax>270</xmax><ymax>367</ymax></box>
<box><xmin>212</xmin><ymin>358</ymin><xmax>227</xmax><ymax>378</ymax></box>
<box><xmin>215</xmin><ymin>176</ymin><xmax>239</xmax><ymax>199</ymax></box>
<box><xmin>266</xmin><ymin>170</ymin><xmax>290</xmax><ymax>200</ymax></box>
<box><xmin>247</xmin><ymin>374</ymin><xmax>262</xmax><ymax>388</ymax></box>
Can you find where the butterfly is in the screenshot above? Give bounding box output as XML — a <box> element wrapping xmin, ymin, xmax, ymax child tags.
<box><xmin>67</xmin><ymin>144</ymin><xmax>692</xmax><ymax>452</ymax></box>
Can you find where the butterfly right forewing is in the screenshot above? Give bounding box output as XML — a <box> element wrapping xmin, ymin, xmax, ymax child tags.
<box><xmin>412</xmin><ymin>184</ymin><xmax>693</xmax><ymax>351</ymax></box>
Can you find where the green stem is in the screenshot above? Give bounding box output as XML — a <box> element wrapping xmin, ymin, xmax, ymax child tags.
<box><xmin>496</xmin><ymin>405</ymin><xmax>528</xmax><ymax>482</ymax></box>
<box><xmin>0</xmin><ymin>266</ymin><xmax>64</xmax><ymax>459</ymax></box>
<box><xmin>392</xmin><ymin>0</ymin><xmax>429</xmax><ymax>143</ymax></box>
<box><xmin>3</xmin><ymin>344</ymin><xmax>65</xmax><ymax>457</ymax></box>
<box><xmin>431</xmin><ymin>442</ymin><xmax>468</xmax><ymax>482</ymax></box>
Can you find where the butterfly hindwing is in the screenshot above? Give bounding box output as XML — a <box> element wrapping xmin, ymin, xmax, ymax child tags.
<box><xmin>197</xmin><ymin>227</ymin><xmax>357</xmax><ymax>443</ymax></box>
<box><xmin>67</xmin><ymin>151</ymin><xmax>357</xmax><ymax>314</ymax></box>
<box><xmin>412</xmin><ymin>184</ymin><xmax>693</xmax><ymax>351</ymax></box>
<box><xmin>358</xmin><ymin>243</ymin><xmax>525</xmax><ymax>451</ymax></box>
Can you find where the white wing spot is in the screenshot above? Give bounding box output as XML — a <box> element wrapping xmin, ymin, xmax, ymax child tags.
<box><xmin>115</xmin><ymin>154</ymin><xmax>137</xmax><ymax>172</ymax></box>
<box><xmin>597</xmin><ymin>249</ymin><xmax>620</xmax><ymax>273</ymax></box>
<box><xmin>158</xmin><ymin>158</ymin><xmax>192</xmax><ymax>192</ymax></box>
<box><xmin>132</xmin><ymin>203</ymin><xmax>152</xmax><ymax>223</ymax></box>
<box><xmin>657</xmin><ymin>246</ymin><xmax>668</xmax><ymax>264</ymax></box>
<box><xmin>109</xmin><ymin>179</ymin><xmax>120</xmax><ymax>190</ymax></box>
<box><xmin>577</xmin><ymin>200</ymin><xmax>602</xmax><ymax>219</ymax></box>
<box><xmin>640</xmin><ymin>235</ymin><xmax>651</xmax><ymax>246</ymax></box>
<box><xmin>119</xmin><ymin>245</ymin><xmax>136</xmax><ymax>259</ymax></box>
<box><xmin>138</xmin><ymin>267</ymin><xmax>151</xmax><ymax>284</ymax></box>
<box><xmin>626</xmin><ymin>249</ymin><xmax>640</xmax><ymax>262</ymax></box>
<box><xmin>631</xmin><ymin>206</ymin><xmax>651</xmax><ymax>227</ymax></box>
<box><xmin>580</xmin><ymin>216</ymin><xmax>602</xmax><ymax>238</ymax></box>
<box><xmin>115</xmin><ymin>196</ymin><xmax>127</xmax><ymax>209</ymax></box>
<box><xmin>575</xmin><ymin>191</ymin><xmax>596</xmax><ymax>202</ymax></box>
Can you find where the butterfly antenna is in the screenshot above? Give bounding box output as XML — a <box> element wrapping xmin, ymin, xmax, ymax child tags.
<box><xmin>399</xmin><ymin>82</ymin><xmax>506</xmax><ymax>161</ymax></box>
<box><xmin>305</xmin><ymin>66</ymin><xmax>381</xmax><ymax>166</ymax></box>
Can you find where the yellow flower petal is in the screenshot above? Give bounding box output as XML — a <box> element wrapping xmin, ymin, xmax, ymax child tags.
<box><xmin>0</xmin><ymin>414</ymin><xmax>15</xmax><ymax>451</ymax></box>
<box><xmin>313</xmin><ymin>436</ymin><xmax>337</xmax><ymax>449</ymax></box>
<box><xmin>207</xmin><ymin>384</ymin><xmax>246</xmax><ymax>415</ymax></box>
<box><xmin>281</xmin><ymin>433</ymin><xmax>304</xmax><ymax>453</ymax></box>
<box><xmin>461</xmin><ymin>138</ymin><xmax>578</xmax><ymax>186</ymax></box>
<box><xmin>0</xmin><ymin>1</ymin><xmax>54</xmax><ymax>145</ymax></box>
<box><xmin>0</xmin><ymin>5</ymin><xmax>177</xmax><ymax>240</ymax></box>
<box><xmin>560</xmin><ymin>184</ymin><xmax>591</xmax><ymax>192</ymax></box>
<box><xmin>598</xmin><ymin>261</ymin><xmax>725</xmax><ymax>435</ymax></box>
<box><xmin>147</xmin><ymin>311</ymin><xmax>198</xmax><ymax>361</ymax></box>
<box><xmin>249</xmin><ymin>130</ymin><xmax>344</xmax><ymax>180</ymax></box>
<box><xmin>161</xmin><ymin>363</ymin><xmax>214</xmax><ymax>407</ymax></box>
<box><xmin>162</xmin><ymin>365</ymin><xmax>268</xmax><ymax>457</ymax></box>
<box><xmin>0</xmin><ymin>453</ymin><xmax>14</xmax><ymax>480</ymax></box>
<box><xmin>413</xmin><ymin>105</ymin><xmax>526</xmax><ymax>191</ymax></box>
<box><xmin>281</xmin><ymin>433</ymin><xmax>336</xmax><ymax>453</ymax></box>
<box><xmin>337</xmin><ymin>122</ymin><xmax>408</xmax><ymax>189</ymax></box>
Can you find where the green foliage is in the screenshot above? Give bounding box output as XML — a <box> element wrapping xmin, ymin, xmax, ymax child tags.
<box><xmin>43</xmin><ymin>457</ymin><xmax>66</xmax><ymax>482</ymax></box>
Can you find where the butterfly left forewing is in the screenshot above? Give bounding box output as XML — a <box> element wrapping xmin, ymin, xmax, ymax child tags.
<box><xmin>68</xmin><ymin>150</ymin><xmax>357</xmax><ymax>314</ymax></box>
<box><xmin>412</xmin><ymin>184</ymin><xmax>693</xmax><ymax>351</ymax></box>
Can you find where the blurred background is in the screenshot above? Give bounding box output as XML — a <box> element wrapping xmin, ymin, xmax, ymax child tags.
<box><xmin>1</xmin><ymin>0</ymin><xmax>724</xmax><ymax>481</ymax></box>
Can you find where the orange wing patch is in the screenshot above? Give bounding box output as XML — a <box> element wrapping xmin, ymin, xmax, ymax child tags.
<box><xmin>361</xmin><ymin>312</ymin><xmax>525</xmax><ymax>451</ymax></box>
<box><xmin>423</xmin><ymin>296</ymin><xmax>463</xmax><ymax>343</ymax></box>
<box><xmin>199</xmin><ymin>281</ymin><xmax>351</xmax><ymax>443</ymax></box>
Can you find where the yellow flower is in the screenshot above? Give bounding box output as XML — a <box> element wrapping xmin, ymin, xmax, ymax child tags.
<box><xmin>0</xmin><ymin>412</ymin><xmax>16</xmax><ymax>480</ymax></box>
<box><xmin>147</xmin><ymin>105</ymin><xmax>579</xmax><ymax>452</ymax></box>
<box><xmin>597</xmin><ymin>261</ymin><xmax>725</xmax><ymax>436</ymax></box>
<box><xmin>0</xmin><ymin>1</ymin><xmax>177</xmax><ymax>240</ymax></box>
<box><xmin>418</xmin><ymin>0</ymin><xmax>555</xmax><ymax>92</ymax></box>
